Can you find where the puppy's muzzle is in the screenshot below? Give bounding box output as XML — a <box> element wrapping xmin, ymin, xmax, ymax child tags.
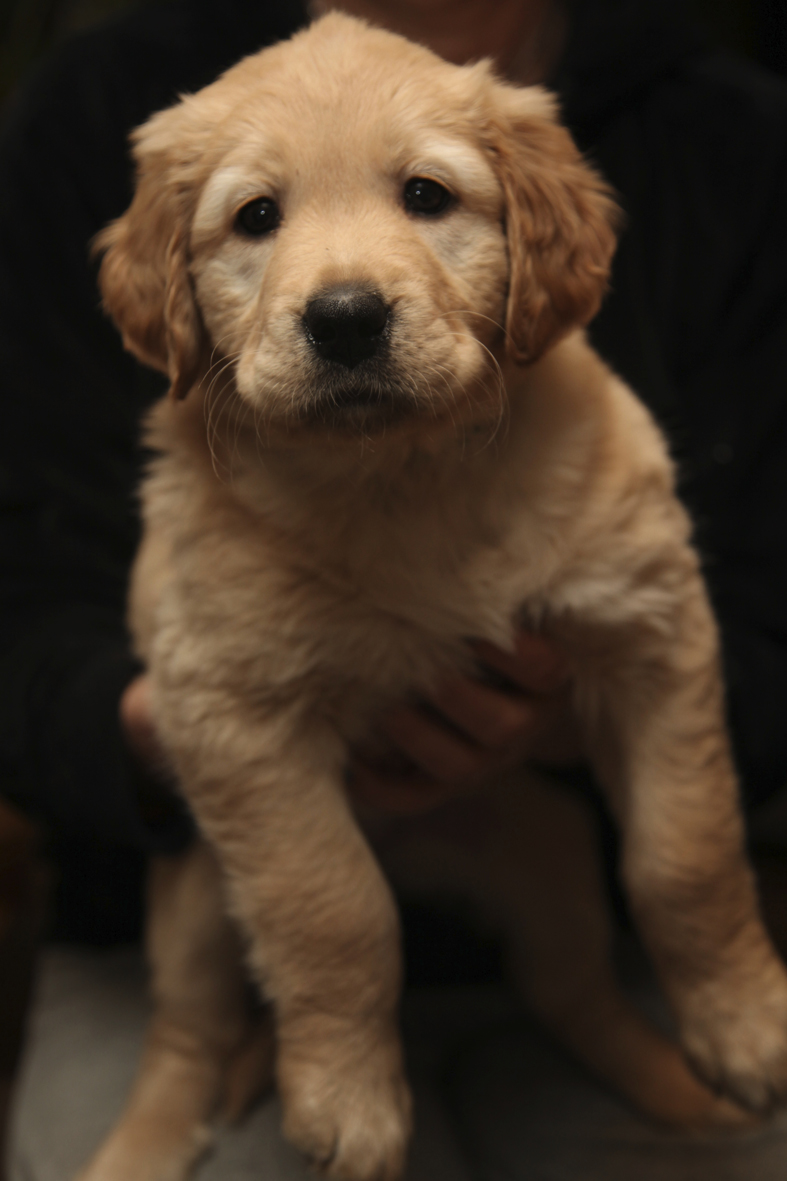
<box><xmin>303</xmin><ymin>287</ymin><xmax>390</xmax><ymax>370</ymax></box>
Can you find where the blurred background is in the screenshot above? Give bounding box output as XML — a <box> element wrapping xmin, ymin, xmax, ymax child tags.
<box><xmin>1</xmin><ymin>0</ymin><xmax>786</xmax><ymax>109</ymax></box>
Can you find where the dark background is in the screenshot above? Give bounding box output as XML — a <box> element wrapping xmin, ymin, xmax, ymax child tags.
<box><xmin>1</xmin><ymin>0</ymin><xmax>786</xmax><ymax>110</ymax></box>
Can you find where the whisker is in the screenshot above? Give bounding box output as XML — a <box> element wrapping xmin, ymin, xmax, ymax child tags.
<box><xmin>431</xmin><ymin>307</ymin><xmax>507</xmax><ymax>337</ymax></box>
<box><xmin>202</xmin><ymin>353</ymin><xmax>245</xmax><ymax>481</ymax></box>
<box><xmin>435</xmin><ymin>327</ymin><xmax>509</xmax><ymax>452</ymax></box>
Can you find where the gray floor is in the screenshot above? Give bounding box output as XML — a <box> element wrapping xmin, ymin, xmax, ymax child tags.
<box><xmin>8</xmin><ymin>948</ymin><xmax>787</xmax><ymax>1181</ymax></box>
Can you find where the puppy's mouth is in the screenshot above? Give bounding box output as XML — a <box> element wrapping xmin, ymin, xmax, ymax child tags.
<box><xmin>295</xmin><ymin>359</ymin><xmax>421</xmax><ymax>431</ymax></box>
<box><xmin>307</xmin><ymin>383</ymin><xmax>415</xmax><ymax>429</ymax></box>
<box><xmin>329</xmin><ymin>386</ymin><xmax>391</xmax><ymax>410</ymax></box>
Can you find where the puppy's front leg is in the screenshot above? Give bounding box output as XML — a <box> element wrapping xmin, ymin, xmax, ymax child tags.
<box><xmin>577</xmin><ymin>569</ymin><xmax>787</xmax><ymax>1111</ymax></box>
<box><xmin>160</xmin><ymin>696</ymin><xmax>411</xmax><ymax>1181</ymax></box>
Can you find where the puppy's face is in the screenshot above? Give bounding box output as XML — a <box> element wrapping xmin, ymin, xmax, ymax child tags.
<box><xmin>98</xmin><ymin>14</ymin><xmax>618</xmax><ymax>438</ymax></box>
<box><xmin>188</xmin><ymin>48</ymin><xmax>509</xmax><ymax>433</ymax></box>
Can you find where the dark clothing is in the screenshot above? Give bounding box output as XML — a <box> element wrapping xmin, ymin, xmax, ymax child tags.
<box><xmin>0</xmin><ymin>0</ymin><xmax>309</xmax><ymax>863</ymax></box>
<box><xmin>0</xmin><ymin>0</ymin><xmax>786</xmax><ymax>936</ymax></box>
<box><xmin>564</xmin><ymin>10</ymin><xmax>787</xmax><ymax>810</ymax></box>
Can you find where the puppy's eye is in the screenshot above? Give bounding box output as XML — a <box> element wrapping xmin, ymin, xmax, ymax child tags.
<box><xmin>404</xmin><ymin>177</ymin><xmax>452</xmax><ymax>216</ymax></box>
<box><xmin>236</xmin><ymin>197</ymin><xmax>281</xmax><ymax>236</ymax></box>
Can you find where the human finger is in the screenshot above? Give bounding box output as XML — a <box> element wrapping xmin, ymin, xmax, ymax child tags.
<box><xmin>381</xmin><ymin>703</ymin><xmax>491</xmax><ymax>785</ymax></box>
<box><xmin>430</xmin><ymin>671</ymin><xmax>540</xmax><ymax>750</ymax></box>
<box><xmin>119</xmin><ymin>675</ymin><xmax>169</xmax><ymax>776</ymax></box>
<box><xmin>472</xmin><ymin>631</ymin><xmax>570</xmax><ymax>695</ymax></box>
<box><xmin>349</xmin><ymin>759</ymin><xmax>459</xmax><ymax>816</ymax></box>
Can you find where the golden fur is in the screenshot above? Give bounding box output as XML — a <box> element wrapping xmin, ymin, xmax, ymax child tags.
<box><xmin>80</xmin><ymin>14</ymin><xmax>787</xmax><ymax>1181</ymax></box>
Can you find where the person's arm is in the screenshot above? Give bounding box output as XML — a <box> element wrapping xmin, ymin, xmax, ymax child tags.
<box><xmin>0</xmin><ymin>48</ymin><xmax>162</xmax><ymax>848</ymax></box>
<box><xmin>586</xmin><ymin>48</ymin><xmax>787</xmax><ymax>811</ymax></box>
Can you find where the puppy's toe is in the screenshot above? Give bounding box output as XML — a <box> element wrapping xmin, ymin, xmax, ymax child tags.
<box><xmin>680</xmin><ymin>956</ymin><xmax>787</xmax><ymax>1112</ymax></box>
<box><xmin>279</xmin><ymin>1041</ymin><xmax>411</xmax><ymax>1181</ymax></box>
<box><xmin>627</xmin><ymin>1041</ymin><xmax>756</xmax><ymax>1130</ymax></box>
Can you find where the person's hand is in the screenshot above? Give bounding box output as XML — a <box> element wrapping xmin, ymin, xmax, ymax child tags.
<box><xmin>119</xmin><ymin>674</ymin><xmax>164</xmax><ymax>775</ymax></box>
<box><xmin>120</xmin><ymin>674</ymin><xmax>191</xmax><ymax>829</ymax></box>
<box><xmin>350</xmin><ymin>632</ymin><xmax>581</xmax><ymax>816</ymax></box>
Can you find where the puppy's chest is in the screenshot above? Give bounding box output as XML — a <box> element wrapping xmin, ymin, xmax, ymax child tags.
<box><xmin>340</xmin><ymin>521</ymin><xmax>537</xmax><ymax>647</ymax></box>
<box><xmin>212</xmin><ymin>490</ymin><xmax>554</xmax><ymax>704</ymax></box>
<box><xmin>159</xmin><ymin>443</ymin><xmax>574</xmax><ymax>719</ymax></box>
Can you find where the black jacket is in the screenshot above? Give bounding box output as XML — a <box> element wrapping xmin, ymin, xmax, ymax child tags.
<box><xmin>0</xmin><ymin>0</ymin><xmax>785</xmax><ymax>869</ymax></box>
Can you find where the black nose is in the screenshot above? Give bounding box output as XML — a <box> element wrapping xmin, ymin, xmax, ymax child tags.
<box><xmin>303</xmin><ymin>288</ymin><xmax>390</xmax><ymax>369</ymax></box>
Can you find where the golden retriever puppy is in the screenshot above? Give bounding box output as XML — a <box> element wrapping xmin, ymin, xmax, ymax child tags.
<box><xmin>80</xmin><ymin>13</ymin><xmax>787</xmax><ymax>1181</ymax></box>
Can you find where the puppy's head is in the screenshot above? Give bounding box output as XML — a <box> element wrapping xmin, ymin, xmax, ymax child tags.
<box><xmin>97</xmin><ymin>13</ymin><xmax>618</xmax><ymax>435</ymax></box>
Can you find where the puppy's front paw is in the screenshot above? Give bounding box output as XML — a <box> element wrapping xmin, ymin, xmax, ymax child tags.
<box><xmin>279</xmin><ymin>1033</ymin><xmax>411</xmax><ymax>1181</ymax></box>
<box><xmin>679</xmin><ymin>953</ymin><xmax>787</xmax><ymax>1112</ymax></box>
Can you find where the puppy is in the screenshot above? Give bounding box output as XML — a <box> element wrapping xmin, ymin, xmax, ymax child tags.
<box><xmin>80</xmin><ymin>13</ymin><xmax>787</xmax><ymax>1181</ymax></box>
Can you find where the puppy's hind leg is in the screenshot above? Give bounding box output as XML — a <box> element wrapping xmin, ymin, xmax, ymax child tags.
<box><xmin>576</xmin><ymin>571</ymin><xmax>787</xmax><ymax>1113</ymax></box>
<box><xmin>77</xmin><ymin>840</ymin><xmax>272</xmax><ymax>1181</ymax></box>
<box><xmin>388</xmin><ymin>770</ymin><xmax>749</xmax><ymax>1127</ymax></box>
<box><xmin>493</xmin><ymin>772</ymin><xmax>751</xmax><ymax>1128</ymax></box>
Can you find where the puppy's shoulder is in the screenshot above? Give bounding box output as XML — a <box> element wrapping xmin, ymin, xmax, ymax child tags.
<box><xmin>524</xmin><ymin>331</ymin><xmax>677</xmax><ymax>502</ymax></box>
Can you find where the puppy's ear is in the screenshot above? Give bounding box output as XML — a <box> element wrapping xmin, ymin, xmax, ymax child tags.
<box><xmin>488</xmin><ymin>86</ymin><xmax>620</xmax><ymax>365</ymax></box>
<box><xmin>94</xmin><ymin>105</ymin><xmax>207</xmax><ymax>401</ymax></box>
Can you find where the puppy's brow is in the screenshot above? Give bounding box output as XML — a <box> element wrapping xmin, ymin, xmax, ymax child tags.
<box><xmin>405</xmin><ymin>140</ymin><xmax>499</xmax><ymax>203</ymax></box>
<box><xmin>193</xmin><ymin>165</ymin><xmax>279</xmax><ymax>245</ymax></box>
